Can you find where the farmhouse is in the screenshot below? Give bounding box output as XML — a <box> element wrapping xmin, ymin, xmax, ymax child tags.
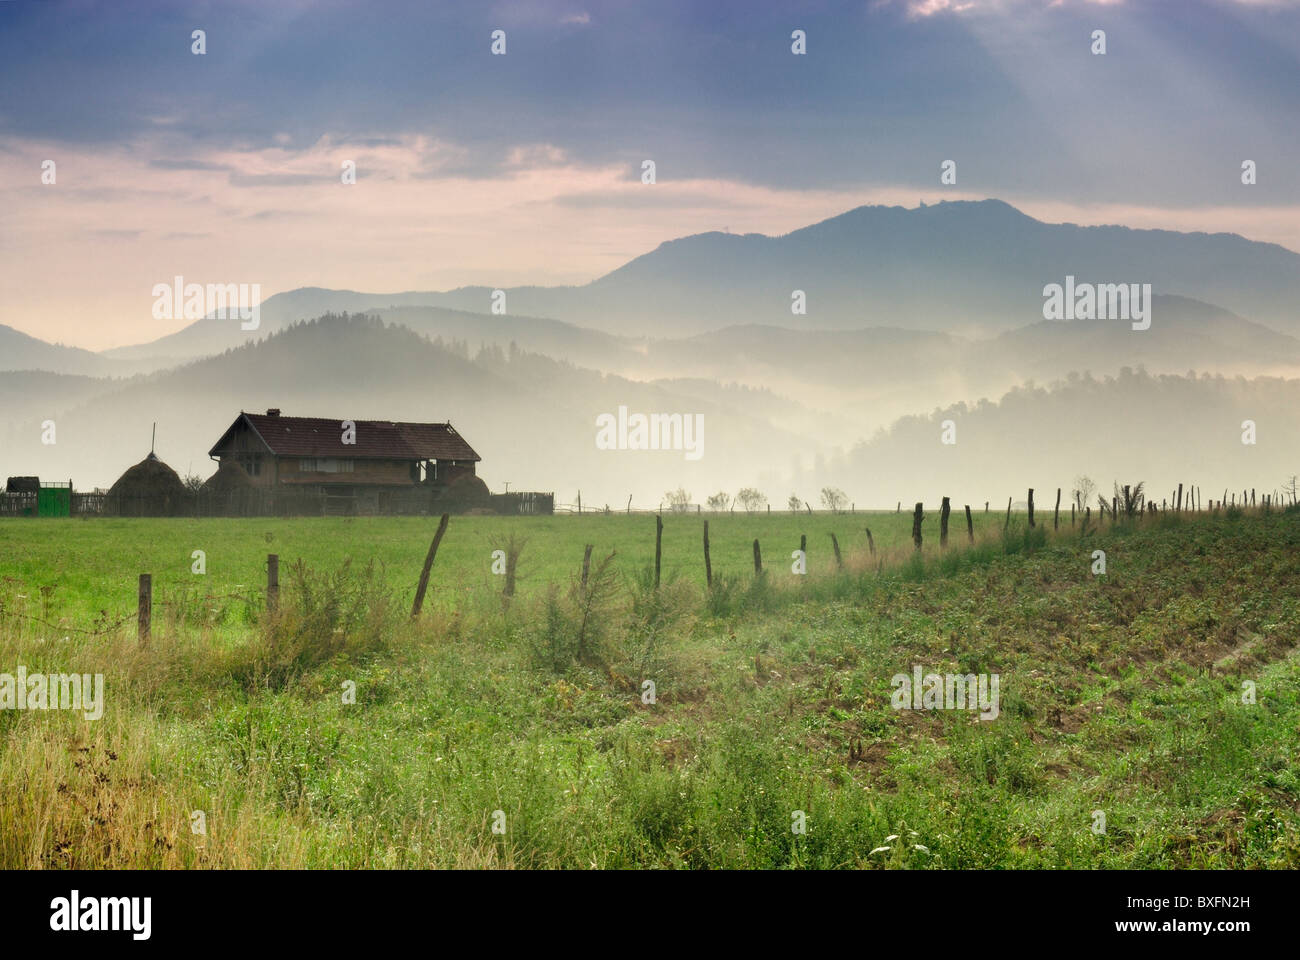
<box><xmin>207</xmin><ymin>409</ymin><xmax>487</xmax><ymax>514</ymax></box>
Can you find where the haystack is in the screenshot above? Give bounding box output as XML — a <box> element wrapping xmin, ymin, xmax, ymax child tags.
<box><xmin>440</xmin><ymin>471</ymin><xmax>491</xmax><ymax>511</ymax></box>
<box><xmin>108</xmin><ymin>453</ymin><xmax>190</xmax><ymax>516</ymax></box>
<box><xmin>202</xmin><ymin>458</ymin><xmax>255</xmax><ymax>494</ymax></box>
<box><xmin>199</xmin><ymin>458</ymin><xmax>259</xmax><ymax>516</ymax></box>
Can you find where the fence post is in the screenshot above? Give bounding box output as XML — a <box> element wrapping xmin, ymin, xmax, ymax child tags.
<box><xmin>137</xmin><ymin>573</ymin><xmax>151</xmax><ymax>647</ymax></box>
<box><xmin>830</xmin><ymin>532</ymin><xmax>843</xmax><ymax>569</ymax></box>
<box><xmin>799</xmin><ymin>533</ymin><xmax>806</xmax><ymax>559</ymax></box>
<box><xmin>580</xmin><ymin>544</ymin><xmax>593</xmax><ymax>594</ymax></box>
<box><xmin>940</xmin><ymin>497</ymin><xmax>950</xmax><ymax>547</ymax></box>
<box><xmin>1028</xmin><ymin>489</ymin><xmax>1035</xmax><ymax>527</ymax></box>
<box><xmin>1054</xmin><ymin>488</ymin><xmax>1061</xmax><ymax>530</ymax></box>
<box><xmin>654</xmin><ymin>514</ymin><xmax>663</xmax><ymax>589</ymax></box>
<box><xmin>703</xmin><ymin>522</ymin><xmax>712</xmax><ymax>589</ymax></box>
<box><xmin>965</xmin><ymin>504</ymin><xmax>973</xmax><ymax>542</ymax></box>
<box><xmin>267</xmin><ymin>554</ymin><xmax>279</xmax><ymax>614</ymax></box>
<box><xmin>1177</xmin><ymin>483</ymin><xmax>1183</xmax><ymax>513</ymax></box>
<box><xmin>502</xmin><ymin>545</ymin><xmax>518</xmax><ymax>597</ymax></box>
<box><xmin>411</xmin><ymin>513</ymin><xmax>450</xmax><ymax>618</ymax></box>
<box><xmin>912</xmin><ymin>502</ymin><xmax>923</xmax><ymax>550</ymax></box>
<box><xmin>1005</xmin><ymin>497</ymin><xmax>1012</xmax><ymax>531</ymax></box>
<box><xmin>753</xmin><ymin>538</ymin><xmax>762</xmax><ymax>575</ymax></box>
<box><xmin>864</xmin><ymin>527</ymin><xmax>875</xmax><ymax>555</ymax></box>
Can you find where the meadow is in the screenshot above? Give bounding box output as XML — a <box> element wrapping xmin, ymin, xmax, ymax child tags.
<box><xmin>1</xmin><ymin>506</ymin><xmax>1298</xmax><ymax>868</ymax></box>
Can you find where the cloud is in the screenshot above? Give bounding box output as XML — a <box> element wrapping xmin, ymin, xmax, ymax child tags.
<box><xmin>228</xmin><ymin>172</ymin><xmax>323</xmax><ymax>188</ymax></box>
<box><xmin>551</xmin><ymin>189</ymin><xmax>745</xmax><ymax>210</ymax></box>
<box><xmin>151</xmin><ymin>159</ymin><xmax>232</xmax><ymax>171</ymax></box>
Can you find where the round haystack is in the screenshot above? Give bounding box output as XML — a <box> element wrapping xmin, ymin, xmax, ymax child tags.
<box><xmin>441</xmin><ymin>471</ymin><xmax>491</xmax><ymax>511</ymax></box>
<box><xmin>108</xmin><ymin>453</ymin><xmax>190</xmax><ymax>516</ymax></box>
<box><xmin>199</xmin><ymin>458</ymin><xmax>259</xmax><ymax>516</ymax></box>
<box><xmin>202</xmin><ymin>458</ymin><xmax>254</xmax><ymax>494</ymax></box>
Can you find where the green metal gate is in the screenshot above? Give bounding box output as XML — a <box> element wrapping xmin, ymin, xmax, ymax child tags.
<box><xmin>37</xmin><ymin>482</ymin><xmax>71</xmax><ymax>517</ymax></box>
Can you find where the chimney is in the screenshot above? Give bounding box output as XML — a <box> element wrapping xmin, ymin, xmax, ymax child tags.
<box><xmin>266</xmin><ymin>408</ymin><xmax>281</xmax><ymax>417</ymax></box>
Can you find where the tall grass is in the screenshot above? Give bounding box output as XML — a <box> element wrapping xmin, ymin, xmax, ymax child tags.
<box><xmin>1</xmin><ymin>508</ymin><xmax>1298</xmax><ymax>868</ymax></box>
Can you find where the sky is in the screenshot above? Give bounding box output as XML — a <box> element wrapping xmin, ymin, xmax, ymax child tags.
<box><xmin>2</xmin><ymin>0</ymin><xmax>1299</xmax><ymax>350</ymax></box>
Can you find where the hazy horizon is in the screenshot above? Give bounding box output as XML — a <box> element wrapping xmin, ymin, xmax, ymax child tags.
<box><xmin>4</xmin><ymin>0</ymin><xmax>1300</xmax><ymax>348</ymax></box>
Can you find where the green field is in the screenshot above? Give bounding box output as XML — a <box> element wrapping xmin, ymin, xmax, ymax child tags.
<box><xmin>2</xmin><ymin>507</ymin><xmax>1298</xmax><ymax>868</ymax></box>
<box><xmin>0</xmin><ymin>510</ymin><xmax>949</xmax><ymax>628</ymax></box>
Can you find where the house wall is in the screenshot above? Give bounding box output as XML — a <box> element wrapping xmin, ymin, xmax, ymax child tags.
<box><xmin>279</xmin><ymin>457</ymin><xmax>413</xmax><ymax>486</ymax></box>
<box><xmin>212</xmin><ymin>423</ymin><xmax>275</xmax><ymax>487</ymax></box>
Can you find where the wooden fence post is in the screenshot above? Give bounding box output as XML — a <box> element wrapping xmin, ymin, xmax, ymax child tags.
<box><xmin>1028</xmin><ymin>489</ymin><xmax>1035</xmax><ymax>527</ymax></box>
<box><xmin>411</xmin><ymin>513</ymin><xmax>450</xmax><ymax>618</ymax></box>
<box><xmin>504</xmin><ymin>547</ymin><xmax>518</xmax><ymax>598</ymax></box>
<box><xmin>1054</xmin><ymin>488</ymin><xmax>1061</xmax><ymax>530</ymax></box>
<box><xmin>965</xmin><ymin>504</ymin><xmax>974</xmax><ymax>542</ymax></box>
<box><xmin>753</xmin><ymin>539</ymin><xmax>763</xmax><ymax>575</ymax></box>
<box><xmin>1071</xmin><ymin>502</ymin><xmax>1075</xmax><ymax>527</ymax></box>
<box><xmin>1177</xmin><ymin>483</ymin><xmax>1183</xmax><ymax>513</ymax></box>
<box><xmin>702</xmin><ymin>522</ymin><xmax>712</xmax><ymax>589</ymax></box>
<box><xmin>137</xmin><ymin>573</ymin><xmax>151</xmax><ymax>646</ymax></box>
<box><xmin>580</xmin><ymin>544</ymin><xmax>593</xmax><ymax>594</ymax></box>
<box><xmin>1004</xmin><ymin>497</ymin><xmax>1012</xmax><ymax>531</ymax></box>
<box><xmin>912</xmin><ymin>502</ymin><xmax>923</xmax><ymax>550</ymax></box>
<box><xmin>830</xmin><ymin>532</ymin><xmax>843</xmax><ymax>569</ymax></box>
<box><xmin>654</xmin><ymin>514</ymin><xmax>663</xmax><ymax>589</ymax></box>
<box><xmin>267</xmin><ymin>553</ymin><xmax>279</xmax><ymax>614</ymax></box>
<box><xmin>940</xmin><ymin>497</ymin><xmax>950</xmax><ymax>547</ymax></box>
<box><xmin>864</xmin><ymin>527</ymin><xmax>875</xmax><ymax>555</ymax></box>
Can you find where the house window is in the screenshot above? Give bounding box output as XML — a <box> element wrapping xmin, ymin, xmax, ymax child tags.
<box><xmin>300</xmin><ymin>458</ymin><xmax>354</xmax><ymax>473</ymax></box>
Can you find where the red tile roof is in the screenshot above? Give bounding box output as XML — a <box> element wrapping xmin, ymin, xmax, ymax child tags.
<box><xmin>210</xmin><ymin>412</ymin><xmax>480</xmax><ymax>462</ymax></box>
